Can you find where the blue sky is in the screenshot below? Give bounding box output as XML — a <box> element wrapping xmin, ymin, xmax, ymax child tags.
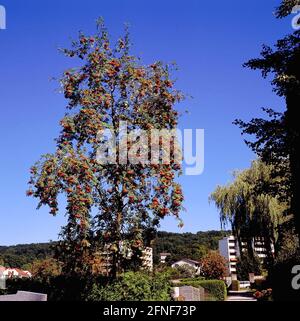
<box><xmin>0</xmin><ymin>1</ymin><xmax>293</xmax><ymax>245</ymax></box>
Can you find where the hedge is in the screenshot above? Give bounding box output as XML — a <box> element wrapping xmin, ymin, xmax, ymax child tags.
<box><xmin>179</xmin><ymin>279</ymin><xmax>227</xmax><ymax>301</ymax></box>
<box><xmin>5</xmin><ymin>272</ymin><xmax>172</xmax><ymax>301</ymax></box>
<box><xmin>5</xmin><ymin>275</ymin><xmax>110</xmax><ymax>301</ymax></box>
<box><xmin>87</xmin><ymin>271</ymin><xmax>172</xmax><ymax>301</ymax></box>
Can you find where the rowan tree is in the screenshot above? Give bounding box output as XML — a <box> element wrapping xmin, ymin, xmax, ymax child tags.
<box><xmin>27</xmin><ymin>20</ymin><xmax>185</xmax><ymax>277</ymax></box>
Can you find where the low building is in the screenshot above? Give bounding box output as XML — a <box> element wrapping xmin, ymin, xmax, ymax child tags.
<box><xmin>0</xmin><ymin>266</ymin><xmax>32</xmax><ymax>279</ymax></box>
<box><xmin>171</xmin><ymin>258</ymin><xmax>201</xmax><ymax>274</ymax></box>
<box><xmin>0</xmin><ymin>266</ymin><xmax>31</xmax><ymax>289</ymax></box>
<box><xmin>159</xmin><ymin>252</ymin><xmax>171</xmax><ymax>263</ymax></box>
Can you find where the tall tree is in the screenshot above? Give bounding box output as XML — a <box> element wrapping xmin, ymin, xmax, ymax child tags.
<box><xmin>210</xmin><ymin>160</ymin><xmax>289</xmax><ymax>268</ymax></box>
<box><xmin>27</xmin><ymin>20</ymin><xmax>185</xmax><ymax>277</ymax></box>
<box><xmin>235</xmin><ymin>31</ymin><xmax>300</xmax><ymax>240</ymax></box>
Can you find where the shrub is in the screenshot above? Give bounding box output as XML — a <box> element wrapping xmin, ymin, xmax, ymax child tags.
<box><xmin>31</xmin><ymin>258</ymin><xmax>62</xmax><ymax>279</ymax></box>
<box><xmin>200</xmin><ymin>251</ymin><xmax>228</xmax><ymax>280</ymax></box>
<box><xmin>179</xmin><ymin>276</ymin><xmax>205</xmax><ymax>282</ymax></box>
<box><xmin>179</xmin><ymin>279</ymin><xmax>227</xmax><ymax>301</ymax></box>
<box><xmin>87</xmin><ymin>271</ymin><xmax>171</xmax><ymax>301</ymax></box>
<box><xmin>252</xmin><ymin>278</ymin><xmax>266</xmax><ymax>291</ymax></box>
<box><xmin>169</xmin><ymin>264</ymin><xmax>197</xmax><ymax>279</ymax></box>
<box><xmin>5</xmin><ymin>271</ymin><xmax>171</xmax><ymax>301</ymax></box>
<box><xmin>253</xmin><ymin>288</ymin><xmax>272</xmax><ymax>301</ymax></box>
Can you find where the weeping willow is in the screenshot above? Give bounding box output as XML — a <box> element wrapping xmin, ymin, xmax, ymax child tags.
<box><xmin>210</xmin><ymin>160</ymin><xmax>290</xmax><ymax>268</ymax></box>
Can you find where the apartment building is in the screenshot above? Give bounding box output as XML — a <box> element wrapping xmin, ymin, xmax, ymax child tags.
<box><xmin>219</xmin><ymin>235</ymin><xmax>274</xmax><ymax>277</ymax></box>
<box><xmin>96</xmin><ymin>245</ymin><xmax>153</xmax><ymax>275</ymax></box>
<box><xmin>219</xmin><ymin>236</ymin><xmax>239</xmax><ymax>276</ymax></box>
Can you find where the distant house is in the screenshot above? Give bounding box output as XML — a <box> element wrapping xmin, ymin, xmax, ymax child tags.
<box><xmin>171</xmin><ymin>259</ymin><xmax>201</xmax><ymax>274</ymax></box>
<box><xmin>15</xmin><ymin>269</ymin><xmax>32</xmax><ymax>278</ymax></box>
<box><xmin>159</xmin><ymin>252</ymin><xmax>171</xmax><ymax>263</ymax></box>
<box><xmin>0</xmin><ymin>267</ymin><xmax>32</xmax><ymax>279</ymax></box>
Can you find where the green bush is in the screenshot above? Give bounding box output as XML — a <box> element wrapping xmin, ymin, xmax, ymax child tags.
<box><xmin>252</xmin><ymin>278</ymin><xmax>266</xmax><ymax>291</ymax></box>
<box><xmin>5</xmin><ymin>272</ymin><xmax>171</xmax><ymax>301</ymax></box>
<box><xmin>87</xmin><ymin>271</ymin><xmax>172</xmax><ymax>301</ymax></box>
<box><xmin>168</xmin><ymin>265</ymin><xmax>197</xmax><ymax>279</ymax></box>
<box><xmin>179</xmin><ymin>279</ymin><xmax>227</xmax><ymax>301</ymax></box>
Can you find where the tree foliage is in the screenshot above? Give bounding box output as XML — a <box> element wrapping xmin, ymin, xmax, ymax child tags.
<box><xmin>0</xmin><ymin>243</ymin><xmax>55</xmax><ymax>269</ymax></box>
<box><xmin>234</xmin><ymin>109</ymin><xmax>291</xmax><ymax>205</ymax></box>
<box><xmin>236</xmin><ymin>252</ymin><xmax>262</xmax><ymax>280</ymax></box>
<box><xmin>275</xmin><ymin>0</ymin><xmax>300</xmax><ymax>18</ymax></box>
<box><xmin>210</xmin><ymin>160</ymin><xmax>289</xmax><ymax>267</ymax></box>
<box><xmin>86</xmin><ymin>271</ymin><xmax>171</xmax><ymax>301</ymax></box>
<box><xmin>275</xmin><ymin>228</ymin><xmax>299</xmax><ymax>263</ymax></box>
<box><xmin>171</xmin><ymin>264</ymin><xmax>198</xmax><ymax>278</ymax></box>
<box><xmin>152</xmin><ymin>230</ymin><xmax>230</xmax><ymax>263</ymax></box>
<box><xmin>0</xmin><ymin>231</ymin><xmax>229</xmax><ymax>269</ymax></box>
<box><xmin>26</xmin><ymin>20</ymin><xmax>185</xmax><ymax>277</ymax></box>
<box><xmin>235</xmin><ymin>31</ymin><xmax>300</xmax><ymax>240</ymax></box>
<box><xmin>30</xmin><ymin>258</ymin><xmax>62</xmax><ymax>279</ymax></box>
<box><xmin>200</xmin><ymin>251</ymin><xmax>228</xmax><ymax>280</ymax></box>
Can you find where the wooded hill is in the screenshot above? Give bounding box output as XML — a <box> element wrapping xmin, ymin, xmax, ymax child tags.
<box><xmin>0</xmin><ymin>230</ymin><xmax>230</xmax><ymax>268</ymax></box>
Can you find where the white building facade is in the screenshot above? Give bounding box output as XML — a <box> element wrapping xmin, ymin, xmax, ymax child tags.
<box><xmin>97</xmin><ymin>245</ymin><xmax>153</xmax><ymax>275</ymax></box>
<box><xmin>219</xmin><ymin>236</ymin><xmax>239</xmax><ymax>276</ymax></box>
<box><xmin>219</xmin><ymin>235</ymin><xmax>274</xmax><ymax>277</ymax></box>
<box><xmin>159</xmin><ymin>253</ymin><xmax>171</xmax><ymax>264</ymax></box>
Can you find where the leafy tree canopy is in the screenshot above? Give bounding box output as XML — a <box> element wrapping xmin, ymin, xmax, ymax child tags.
<box><xmin>210</xmin><ymin>160</ymin><xmax>289</xmax><ymax>267</ymax></box>
<box><xmin>200</xmin><ymin>251</ymin><xmax>228</xmax><ymax>280</ymax></box>
<box><xmin>276</xmin><ymin>0</ymin><xmax>300</xmax><ymax>18</ymax></box>
<box><xmin>26</xmin><ymin>19</ymin><xmax>185</xmax><ymax>277</ymax></box>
